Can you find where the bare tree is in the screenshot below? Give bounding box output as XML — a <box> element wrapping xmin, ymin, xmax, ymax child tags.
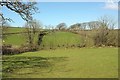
<box><xmin>93</xmin><ymin>15</ymin><xmax>116</xmax><ymax>46</ymax></box>
<box><xmin>0</xmin><ymin>0</ymin><xmax>39</xmax><ymax>34</ymax></box>
<box><xmin>88</xmin><ymin>21</ymin><xmax>100</xmax><ymax>30</ymax></box>
<box><xmin>80</xmin><ymin>23</ymin><xmax>87</xmax><ymax>30</ymax></box>
<box><xmin>98</xmin><ymin>15</ymin><xmax>116</xmax><ymax>29</ymax></box>
<box><xmin>2</xmin><ymin>20</ymin><xmax>10</xmax><ymax>39</ymax></box>
<box><xmin>0</xmin><ymin>0</ymin><xmax>39</xmax><ymax>22</ymax></box>
<box><xmin>24</xmin><ymin>19</ymin><xmax>42</xmax><ymax>45</ymax></box>
<box><xmin>1</xmin><ymin>0</ymin><xmax>39</xmax><ymax>47</ymax></box>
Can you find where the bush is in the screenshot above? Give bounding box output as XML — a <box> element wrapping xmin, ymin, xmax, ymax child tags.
<box><xmin>20</xmin><ymin>44</ymin><xmax>39</xmax><ymax>52</ymax></box>
<box><xmin>93</xmin><ymin>28</ymin><xmax>109</xmax><ymax>46</ymax></box>
<box><xmin>106</xmin><ymin>30</ymin><xmax>118</xmax><ymax>47</ymax></box>
<box><xmin>2</xmin><ymin>44</ymin><xmax>20</xmax><ymax>55</ymax></box>
<box><xmin>93</xmin><ymin>29</ymin><xmax>118</xmax><ymax>47</ymax></box>
<box><xmin>2</xmin><ymin>44</ymin><xmax>39</xmax><ymax>55</ymax></box>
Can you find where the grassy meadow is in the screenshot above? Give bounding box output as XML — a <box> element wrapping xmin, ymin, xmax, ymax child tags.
<box><xmin>4</xmin><ymin>27</ymin><xmax>83</xmax><ymax>48</ymax></box>
<box><xmin>2</xmin><ymin>47</ymin><xmax>118</xmax><ymax>78</ymax></box>
<box><xmin>2</xmin><ymin>27</ymin><xmax>118</xmax><ymax>78</ymax></box>
<box><xmin>5</xmin><ymin>27</ymin><xmax>25</xmax><ymax>33</ymax></box>
<box><xmin>40</xmin><ymin>31</ymin><xmax>82</xmax><ymax>49</ymax></box>
<box><xmin>2</xmin><ymin>2</ymin><xmax>119</xmax><ymax>79</ymax></box>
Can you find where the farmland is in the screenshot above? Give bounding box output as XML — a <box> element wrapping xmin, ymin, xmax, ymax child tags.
<box><xmin>2</xmin><ymin>47</ymin><xmax>118</xmax><ymax>78</ymax></box>
<box><xmin>2</xmin><ymin>27</ymin><xmax>119</xmax><ymax>78</ymax></box>
<box><xmin>3</xmin><ymin>27</ymin><xmax>83</xmax><ymax>48</ymax></box>
<box><xmin>1</xmin><ymin>1</ymin><xmax>119</xmax><ymax>79</ymax></box>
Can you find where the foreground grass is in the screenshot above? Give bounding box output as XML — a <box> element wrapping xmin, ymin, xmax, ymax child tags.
<box><xmin>2</xmin><ymin>47</ymin><xmax>118</xmax><ymax>78</ymax></box>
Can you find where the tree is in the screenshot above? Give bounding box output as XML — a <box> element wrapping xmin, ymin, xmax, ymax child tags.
<box><xmin>88</xmin><ymin>21</ymin><xmax>100</xmax><ymax>30</ymax></box>
<box><xmin>0</xmin><ymin>0</ymin><xmax>39</xmax><ymax>47</ymax></box>
<box><xmin>56</xmin><ymin>23</ymin><xmax>67</xmax><ymax>30</ymax></box>
<box><xmin>0</xmin><ymin>0</ymin><xmax>38</xmax><ymax>22</ymax></box>
<box><xmin>24</xmin><ymin>19</ymin><xmax>42</xmax><ymax>46</ymax></box>
<box><xmin>80</xmin><ymin>23</ymin><xmax>87</xmax><ymax>30</ymax></box>
<box><xmin>0</xmin><ymin>0</ymin><xmax>39</xmax><ymax>35</ymax></box>
<box><xmin>97</xmin><ymin>15</ymin><xmax>116</xmax><ymax>30</ymax></box>
<box><xmin>2</xmin><ymin>20</ymin><xmax>9</xmax><ymax>32</ymax></box>
<box><xmin>2</xmin><ymin>20</ymin><xmax>10</xmax><ymax>39</ymax></box>
<box><xmin>93</xmin><ymin>15</ymin><xmax>116</xmax><ymax>46</ymax></box>
<box><xmin>69</xmin><ymin>23</ymin><xmax>81</xmax><ymax>31</ymax></box>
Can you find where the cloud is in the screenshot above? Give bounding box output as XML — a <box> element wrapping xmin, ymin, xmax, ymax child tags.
<box><xmin>104</xmin><ymin>0</ymin><xmax>118</xmax><ymax>10</ymax></box>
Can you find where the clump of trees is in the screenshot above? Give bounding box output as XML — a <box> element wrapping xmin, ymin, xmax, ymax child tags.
<box><xmin>22</xmin><ymin>19</ymin><xmax>43</xmax><ymax>51</ymax></box>
<box><xmin>69</xmin><ymin>23</ymin><xmax>81</xmax><ymax>32</ymax></box>
<box><xmin>56</xmin><ymin>23</ymin><xmax>67</xmax><ymax>31</ymax></box>
<box><xmin>93</xmin><ymin>16</ymin><xmax>118</xmax><ymax>47</ymax></box>
<box><xmin>67</xmin><ymin>15</ymin><xmax>118</xmax><ymax>47</ymax></box>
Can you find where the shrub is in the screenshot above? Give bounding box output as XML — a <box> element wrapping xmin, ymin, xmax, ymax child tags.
<box><xmin>93</xmin><ymin>28</ymin><xmax>109</xmax><ymax>47</ymax></box>
<box><xmin>2</xmin><ymin>44</ymin><xmax>39</xmax><ymax>55</ymax></box>
<box><xmin>93</xmin><ymin>29</ymin><xmax>118</xmax><ymax>47</ymax></box>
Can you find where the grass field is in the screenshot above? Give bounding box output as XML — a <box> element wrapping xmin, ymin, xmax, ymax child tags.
<box><xmin>6</xmin><ymin>27</ymin><xmax>25</xmax><ymax>33</ymax></box>
<box><xmin>3</xmin><ymin>27</ymin><xmax>38</xmax><ymax>46</ymax></box>
<box><xmin>2</xmin><ymin>47</ymin><xmax>118</xmax><ymax>78</ymax></box>
<box><xmin>40</xmin><ymin>31</ymin><xmax>82</xmax><ymax>49</ymax></box>
<box><xmin>2</xmin><ymin>27</ymin><xmax>118</xmax><ymax>78</ymax></box>
<box><xmin>4</xmin><ymin>31</ymin><xmax>82</xmax><ymax>48</ymax></box>
<box><xmin>4</xmin><ymin>34</ymin><xmax>26</xmax><ymax>46</ymax></box>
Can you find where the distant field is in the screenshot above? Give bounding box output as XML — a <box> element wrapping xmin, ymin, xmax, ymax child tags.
<box><xmin>4</xmin><ymin>29</ymin><xmax>82</xmax><ymax>48</ymax></box>
<box><xmin>40</xmin><ymin>31</ymin><xmax>82</xmax><ymax>49</ymax></box>
<box><xmin>3</xmin><ymin>47</ymin><xmax>118</xmax><ymax>78</ymax></box>
<box><xmin>3</xmin><ymin>27</ymin><xmax>26</xmax><ymax>46</ymax></box>
<box><xmin>6</xmin><ymin>27</ymin><xmax>25</xmax><ymax>33</ymax></box>
<box><xmin>3</xmin><ymin>27</ymin><xmax>41</xmax><ymax>46</ymax></box>
<box><xmin>3</xmin><ymin>27</ymin><xmax>119</xmax><ymax>47</ymax></box>
<box><xmin>4</xmin><ymin>34</ymin><xmax>26</xmax><ymax>46</ymax></box>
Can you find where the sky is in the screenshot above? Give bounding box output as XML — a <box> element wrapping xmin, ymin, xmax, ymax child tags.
<box><xmin>2</xmin><ymin>2</ymin><xmax>118</xmax><ymax>28</ymax></box>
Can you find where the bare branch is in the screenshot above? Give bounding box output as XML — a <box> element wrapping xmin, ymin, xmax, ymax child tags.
<box><xmin>0</xmin><ymin>0</ymin><xmax>39</xmax><ymax>22</ymax></box>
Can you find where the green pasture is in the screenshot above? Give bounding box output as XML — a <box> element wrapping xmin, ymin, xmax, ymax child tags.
<box><xmin>40</xmin><ymin>31</ymin><xmax>82</xmax><ymax>49</ymax></box>
<box><xmin>4</xmin><ymin>31</ymin><xmax>82</xmax><ymax>48</ymax></box>
<box><xmin>6</xmin><ymin>27</ymin><xmax>25</xmax><ymax>33</ymax></box>
<box><xmin>2</xmin><ymin>47</ymin><xmax>118</xmax><ymax>78</ymax></box>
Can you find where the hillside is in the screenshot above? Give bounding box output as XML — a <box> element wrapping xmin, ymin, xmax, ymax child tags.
<box><xmin>5</xmin><ymin>27</ymin><xmax>25</xmax><ymax>33</ymax></box>
<box><xmin>3</xmin><ymin>27</ymin><xmax>82</xmax><ymax>49</ymax></box>
<box><xmin>40</xmin><ymin>31</ymin><xmax>82</xmax><ymax>49</ymax></box>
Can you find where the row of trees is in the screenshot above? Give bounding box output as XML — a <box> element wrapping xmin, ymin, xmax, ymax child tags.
<box><xmin>55</xmin><ymin>16</ymin><xmax>116</xmax><ymax>31</ymax></box>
